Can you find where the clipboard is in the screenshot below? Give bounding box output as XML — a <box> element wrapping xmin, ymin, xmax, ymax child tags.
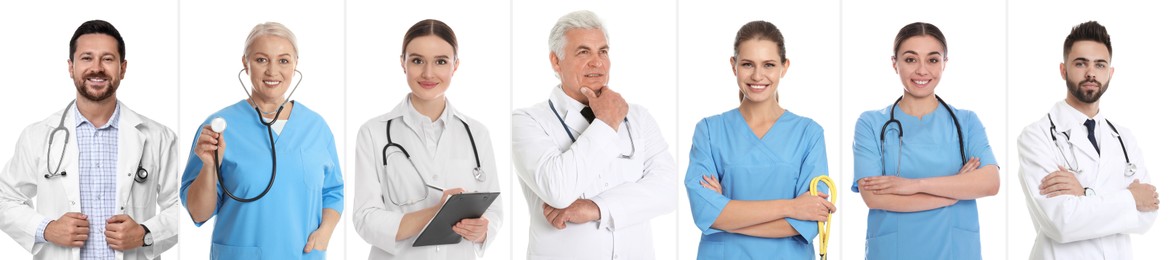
<box><xmin>412</xmin><ymin>192</ymin><xmax>500</xmax><ymax>247</ymax></box>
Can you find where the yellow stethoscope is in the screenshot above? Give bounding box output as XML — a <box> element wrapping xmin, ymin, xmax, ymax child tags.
<box><xmin>809</xmin><ymin>176</ymin><xmax>836</xmax><ymax>260</ymax></box>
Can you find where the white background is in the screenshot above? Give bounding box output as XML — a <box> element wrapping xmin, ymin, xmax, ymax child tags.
<box><xmin>510</xmin><ymin>0</ymin><xmax>680</xmax><ymax>259</ymax></box>
<box><xmin>3</xmin><ymin>1</ymin><xmax>1171</xmax><ymax>260</ymax></box>
<box><xmin>0</xmin><ymin>1</ymin><xmax>180</xmax><ymax>259</ymax></box>
<box><xmin>676</xmin><ymin>1</ymin><xmax>842</xmax><ymax>259</ymax></box>
<box><xmin>176</xmin><ymin>0</ymin><xmax>346</xmax><ymax>259</ymax></box>
<box><xmin>344</xmin><ymin>0</ymin><xmax>513</xmax><ymax>259</ymax></box>
<box><xmin>840</xmin><ymin>0</ymin><xmax>1009</xmax><ymax>259</ymax></box>
<box><xmin>1006</xmin><ymin>1</ymin><xmax>1171</xmax><ymax>258</ymax></box>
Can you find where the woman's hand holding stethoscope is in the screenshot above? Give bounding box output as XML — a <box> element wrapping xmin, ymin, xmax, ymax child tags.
<box><xmin>861</xmin><ymin>157</ymin><xmax>981</xmax><ymax>195</ymax></box>
<box><xmin>787</xmin><ymin>192</ymin><xmax>835</xmax><ymax>222</ymax></box>
<box><xmin>194</xmin><ymin>124</ymin><xmax>226</xmax><ymax>172</ymax></box>
<box><xmin>700</xmin><ymin>175</ymin><xmax>836</xmax><ymax>222</ymax></box>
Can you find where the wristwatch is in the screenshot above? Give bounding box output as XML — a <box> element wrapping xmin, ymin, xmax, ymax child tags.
<box><xmin>1084</xmin><ymin>187</ymin><xmax>1096</xmax><ymax>196</ymax></box>
<box><xmin>141</xmin><ymin>224</ymin><xmax>153</xmax><ymax>247</ymax></box>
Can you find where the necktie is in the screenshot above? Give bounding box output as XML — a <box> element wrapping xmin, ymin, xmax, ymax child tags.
<box><xmin>581</xmin><ymin>107</ymin><xmax>596</xmax><ymax>124</ymax></box>
<box><xmin>1085</xmin><ymin>119</ymin><xmax>1100</xmax><ymax>154</ymax></box>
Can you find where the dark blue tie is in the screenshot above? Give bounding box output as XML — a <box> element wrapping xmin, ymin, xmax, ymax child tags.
<box><xmin>580</xmin><ymin>107</ymin><xmax>596</xmax><ymax>124</ymax></box>
<box><xmin>1085</xmin><ymin>119</ymin><xmax>1100</xmax><ymax>154</ymax></box>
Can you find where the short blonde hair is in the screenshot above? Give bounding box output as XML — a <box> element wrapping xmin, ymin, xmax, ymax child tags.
<box><xmin>243</xmin><ymin>22</ymin><xmax>298</xmax><ymax>58</ymax></box>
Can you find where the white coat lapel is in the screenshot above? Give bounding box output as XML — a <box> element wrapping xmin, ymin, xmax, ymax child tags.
<box><xmin>116</xmin><ymin>106</ymin><xmax>144</xmax><ymax>214</ymax></box>
<box><xmin>60</xmin><ymin>109</ymin><xmax>81</xmax><ymax>211</ymax></box>
<box><xmin>1065</xmin><ymin>127</ymin><xmax>1100</xmax><ymax>165</ymax></box>
<box><xmin>1052</xmin><ymin>103</ymin><xmax>1100</xmax><ymax>165</ymax></box>
<box><xmin>565</xmin><ymin>111</ymin><xmax>590</xmax><ymax>137</ymax></box>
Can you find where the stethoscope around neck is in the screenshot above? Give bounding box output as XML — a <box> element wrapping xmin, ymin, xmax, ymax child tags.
<box><xmin>1047</xmin><ymin>114</ymin><xmax>1136</xmax><ymax>177</ymax></box>
<box><xmin>547</xmin><ymin>100</ymin><xmax>635</xmax><ymax>159</ymax></box>
<box><xmin>44</xmin><ymin>101</ymin><xmax>150</xmax><ymax>182</ymax></box>
<box><xmin>208</xmin><ymin>68</ymin><xmax>303</xmax><ymax>203</ymax></box>
<box><xmin>380</xmin><ymin>116</ymin><xmax>485</xmax><ymax>206</ymax></box>
<box><xmin>879</xmin><ymin>95</ymin><xmax>966</xmax><ymax>176</ymax></box>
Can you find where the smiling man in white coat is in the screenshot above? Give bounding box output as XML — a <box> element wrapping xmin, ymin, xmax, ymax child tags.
<box><xmin>0</xmin><ymin>20</ymin><xmax>179</xmax><ymax>260</ymax></box>
<box><xmin>1017</xmin><ymin>21</ymin><xmax>1158</xmax><ymax>260</ymax></box>
<box><xmin>512</xmin><ymin>10</ymin><xmax>677</xmax><ymax>260</ymax></box>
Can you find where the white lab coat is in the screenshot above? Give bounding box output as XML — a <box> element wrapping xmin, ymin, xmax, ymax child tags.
<box><xmin>512</xmin><ymin>87</ymin><xmax>676</xmax><ymax>260</ymax></box>
<box><xmin>0</xmin><ymin>101</ymin><xmax>179</xmax><ymax>260</ymax></box>
<box><xmin>1017</xmin><ymin>101</ymin><xmax>1157</xmax><ymax>259</ymax></box>
<box><xmin>352</xmin><ymin>96</ymin><xmax>502</xmax><ymax>259</ymax></box>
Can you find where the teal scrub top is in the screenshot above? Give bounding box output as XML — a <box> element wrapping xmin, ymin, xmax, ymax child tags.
<box><xmin>181</xmin><ymin>100</ymin><xmax>344</xmax><ymax>260</ymax></box>
<box><xmin>686</xmin><ymin>109</ymin><xmax>829</xmax><ymax>259</ymax></box>
<box><xmin>852</xmin><ymin>101</ymin><xmax>996</xmax><ymax>260</ymax></box>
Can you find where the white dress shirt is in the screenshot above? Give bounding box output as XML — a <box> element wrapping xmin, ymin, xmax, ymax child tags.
<box><xmin>353</xmin><ymin>95</ymin><xmax>501</xmax><ymax>259</ymax></box>
<box><xmin>1017</xmin><ymin>101</ymin><xmax>1157</xmax><ymax>259</ymax></box>
<box><xmin>404</xmin><ymin>96</ymin><xmax>451</xmax><ymax>158</ymax></box>
<box><xmin>512</xmin><ymin>87</ymin><xmax>676</xmax><ymax>260</ymax></box>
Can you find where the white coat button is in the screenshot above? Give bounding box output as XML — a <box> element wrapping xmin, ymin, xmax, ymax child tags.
<box><xmin>71</xmin><ymin>201</ymin><xmax>76</xmax><ymax>205</ymax></box>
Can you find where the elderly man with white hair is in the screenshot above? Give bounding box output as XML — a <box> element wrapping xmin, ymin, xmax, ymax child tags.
<box><xmin>512</xmin><ymin>10</ymin><xmax>677</xmax><ymax>260</ymax></box>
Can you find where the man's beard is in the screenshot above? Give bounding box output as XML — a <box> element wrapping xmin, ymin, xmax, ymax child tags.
<box><xmin>74</xmin><ymin>71</ymin><xmax>118</xmax><ymax>102</ymax></box>
<box><xmin>1065</xmin><ymin>77</ymin><xmax>1108</xmax><ymax>103</ymax></box>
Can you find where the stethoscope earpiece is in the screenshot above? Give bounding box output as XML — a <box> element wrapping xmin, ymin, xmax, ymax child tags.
<box><xmin>237</xmin><ymin>68</ymin><xmax>304</xmax><ymax>116</ymax></box>
<box><xmin>42</xmin><ymin>171</ymin><xmax>67</xmax><ymax>179</ymax></box>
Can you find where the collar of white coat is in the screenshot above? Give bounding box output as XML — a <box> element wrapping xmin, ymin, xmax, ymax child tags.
<box><xmin>548</xmin><ymin>85</ymin><xmax>590</xmax><ymax>133</ymax></box>
<box><xmin>1050</xmin><ymin>100</ymin><xmax>1108</xmax><ymax>134</ymax></box>
<box><xmin>382</xmin><ymin>94</ymin><xmax>469</xmax><ymax>126</ymax></box>
<box><xmin>47</xmin><ymin>100</ymin><xmax>145</xmax><ymax>131</ymax></box>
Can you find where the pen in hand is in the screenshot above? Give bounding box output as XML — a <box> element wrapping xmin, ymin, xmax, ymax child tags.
<box><xmin>426</xmin><ymin>184</ymin><xmax>445</xmax><ymax>192</ymax></box>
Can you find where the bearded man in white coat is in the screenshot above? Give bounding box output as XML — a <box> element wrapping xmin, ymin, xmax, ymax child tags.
<box><xmin>0</xmin><ymin>20</ymin><xmax>179</xmax><ymax>260</ymax></box>
<box><xmin>1017</xmin><ymin>20</ymin><xmax>1158</xmax><ymax>260</ymax></box>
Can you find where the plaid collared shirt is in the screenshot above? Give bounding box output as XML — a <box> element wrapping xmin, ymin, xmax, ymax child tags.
<box><xmin>74</xmin><ymin>104</ymin><xmax>120</xmax><ymax>260</ymax></box>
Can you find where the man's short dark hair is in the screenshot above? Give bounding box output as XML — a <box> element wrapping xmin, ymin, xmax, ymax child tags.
<box><xmin>70</xmin><ymin>20</ymin><xmax>125</xmax><ymax>61</ymax></box>
<box><xmin>1063</xmin><ymin>21</ymin><xmax>1111</xmax><ymax>60</ymax></box>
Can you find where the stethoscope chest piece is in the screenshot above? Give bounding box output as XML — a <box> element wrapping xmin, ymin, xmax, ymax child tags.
<box><xmin>135</xmin><ymin>166</ymin><xmax>149</xmax><ymax>183</ymax></box>
<box><xmin>473</xmin><ymin>167</ymin><xmax>486</xmax><ymax>182</ymax></box>
<box><xmin>1126</xmin><ymin>163</ymin><xmax>1137</xmax><ymax>177</ymax></box>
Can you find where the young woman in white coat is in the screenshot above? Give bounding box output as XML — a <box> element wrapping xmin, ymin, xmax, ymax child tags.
<box><xmin>352</xmin><ymin>19</ymin><xmax>502</xmax><ymax>259</ymax></box>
